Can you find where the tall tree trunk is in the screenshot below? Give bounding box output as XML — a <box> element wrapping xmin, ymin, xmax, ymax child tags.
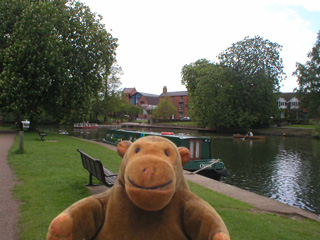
<box><xmin>29</xmin><ymin>115</ymin><xmax>37</xmax><ymax>131</ymax></box>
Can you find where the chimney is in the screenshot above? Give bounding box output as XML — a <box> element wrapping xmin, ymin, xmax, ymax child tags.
<box><xmin>163</xmin><ymin>86</ymin><xmax>167</xmax><ymax>94</ymax></box>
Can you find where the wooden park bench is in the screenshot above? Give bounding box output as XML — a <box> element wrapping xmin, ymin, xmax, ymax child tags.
<box><xmin>37</xmin><ymin>129</ymin><xmax>47</xmax><ymax>141</ymax></box>
<box><xmin>77</xmin><ymin>149</ymin><xmax>117</xmax><ymax>187</ymax></box>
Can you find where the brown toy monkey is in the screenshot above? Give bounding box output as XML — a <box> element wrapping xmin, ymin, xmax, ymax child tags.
<box><xmin>47</xmin><ymin>136</ymin><xmax>230</xmax><ymax>240</ymax></box>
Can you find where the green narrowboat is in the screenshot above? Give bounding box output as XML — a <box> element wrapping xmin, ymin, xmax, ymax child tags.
<box><xmin>103</xmin><ymin>128</ymin><xmax>228</xmax><ymax>180</ymax></box>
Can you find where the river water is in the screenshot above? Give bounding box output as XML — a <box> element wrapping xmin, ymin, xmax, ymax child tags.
<box><xmin>48</xmin><ymin>125</ymin><xmax>320</xmax><ymax>216</ymax></box>
<box><xmin>211</xmin><ymin>135</ymin><xmax>320</xmax><ymax>216</ymax></box>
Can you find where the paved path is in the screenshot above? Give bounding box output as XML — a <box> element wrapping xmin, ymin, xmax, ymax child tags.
<box><xmin>0</xmin><ymin>131</ymin><xmax>20</xmax><ymax>240</ymax></box>
<box><xmin>184</xmin><ymin>172</ymin><xmax>320</xmax><ymax>222</ymax></box>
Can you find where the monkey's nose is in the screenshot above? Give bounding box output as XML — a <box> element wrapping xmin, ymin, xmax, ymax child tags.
<box><xmin>143</xmin><ymin>167</ymin><xmax>156</xmax><ymax>181</ymax></box>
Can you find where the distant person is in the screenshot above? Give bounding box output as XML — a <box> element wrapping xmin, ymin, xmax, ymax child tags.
<box><xmin>246</xmin><ymin>131</ymin><xmax>253</xmax><ymax>137</ymax></box>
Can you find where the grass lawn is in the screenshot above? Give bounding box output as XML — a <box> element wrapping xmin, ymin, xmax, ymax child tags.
<box><xmin>0</xmin><ymin>125</ymin><xmax>18</xmax><ymax>130</ymax></box>
<box><xmin>286</xmin><ymin>124</ymin><xmax>315</xmax><ymax>129</ymax></box>
<box><xmin>8</xmin><ymin>132</ymin><xmax>320</xmax><ymax>240</ymax></box>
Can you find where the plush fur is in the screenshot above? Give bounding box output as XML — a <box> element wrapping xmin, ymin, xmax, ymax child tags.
<box><xmin>47</xmin><ymin>136</ymin><xmax>230</xmax><ymax>240</ymax></box>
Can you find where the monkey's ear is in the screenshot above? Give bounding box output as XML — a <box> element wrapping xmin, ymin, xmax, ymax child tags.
<box><xmin>178</xmin><ymin>147</ymin><xmax>190</xmax><ymax>165</ymax></box>
<box><xmin>117</xmin><ymin>141</ymin><xmax>132</xmax><ymax>157</ymax></box>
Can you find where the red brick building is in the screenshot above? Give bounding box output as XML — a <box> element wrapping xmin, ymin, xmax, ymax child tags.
<box><xmin>129</xmin><ymin>92</ymin><xmax>159</xmax><ymax>106</ymax></box>
<box><xmin>123</xmin><ymin>86</ymin><xmax>189</xmax><ymax>120</ymax></box>
<box><xmin>129</xmin><ymin>92</ymin><xmax>159</xmax><ymax>119</ymax></box>
<box><xmin>123</xmin><ymin>88</ymin><xmax>137</xmax><ymax>102</ymax></box>
<box><xmin>159</xmin><ymin>86</ymin><xmax>189</xmax><ymax>120</ymax></box>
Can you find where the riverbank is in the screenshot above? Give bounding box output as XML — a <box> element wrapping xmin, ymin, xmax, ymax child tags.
<box><xmin>1</xmin><ymin>122</ymin><xmax>314</xmax><ymax>137</ymax></box>
<box><xmin>115</xmin><ymin>122</ymin><xmax>314</xmax><ymax>137</ymax></box>
<box><xmin>3</xmin><ymin>132</ymin><xmax>320</xmax><ymax>239</ymax></box>
<box><xmin>254</xmin><ymin>126</ymin><xmax>313</xmax><ymax>137</ymax></box>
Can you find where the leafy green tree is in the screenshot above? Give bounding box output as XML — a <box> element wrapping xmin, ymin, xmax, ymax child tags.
<box><xmin>294</xmin><ymin>31</ymin><xmax>320</xmax><ymax>118</ymax></box>
<box><xmin>217</xmin><ymin>36</ymin><xmax>284</xmax><ymax>129</ymax></box>
<box><xmin>90</xmin><ymin>63</ymin><xmax>123</xmax><ymax>122</ymax></box>
<box><xmin>218</xmin><ymin>35</ymin><xmax>285</xmax><ymax>89</ymax></box>
<box><xmin>182</xmin><ymin>36</ymin><xmax>283</xmax><ymax>130</ymax></box>
<box><xmin>152</xmin><ymin>97</ymin><xmax>177</xmax><ymax>119</ymax></box>
<box><xmin>103</xmin><ymin>64</ymin><xmax>123</xmax><ymax>120</ymax></box>
<box><xmin>0</xmin><ymin>0</ymin><xmax>28</xmax><ymax>74</ymax></box>
<box><xmin>0</xmin><ymin>0</ymin><xmax>118</xmax><ymax>128</ymax></box>
<box><xmin>103</xmin><ymin>93</ymin><xmax>142</xmax><ymax>122</ymax></box>
<box><xmin>182</xmin><ymin>60</ymin><xmax>242</xmax><ymax>129</ymax></box>
<box><xmin>123</xmin><ymin>102</ymin><xmax>142</xmax><ymax>121</ymax></box>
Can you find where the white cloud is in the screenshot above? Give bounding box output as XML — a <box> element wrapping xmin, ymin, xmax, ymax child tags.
<box><xmin>82</xmin><ymin>0</ymin><xmax>319</xmax><ymax>94</ymax></box>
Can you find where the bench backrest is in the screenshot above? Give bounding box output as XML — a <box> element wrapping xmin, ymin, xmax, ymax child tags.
<box><xmin>77</xmin><ymin>149</ymin><xmax>108</xmax><ymax>185</ymax></box>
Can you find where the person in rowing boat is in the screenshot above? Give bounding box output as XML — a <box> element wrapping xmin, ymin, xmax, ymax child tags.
<box><xmin>246</xmin><ymin>131</ymin><xmax>253</xmax><ymax>137</ymax></box>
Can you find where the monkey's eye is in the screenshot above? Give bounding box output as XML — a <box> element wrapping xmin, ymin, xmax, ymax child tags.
<box><xmin>164</xmin><ymin>150</ymin><xmax>169</xmax><ymax>156</ymax></box>
<box><xmin>135</xmin><ymin>147</ymin><xmax>140</xmax><ymax>153</ymax></box>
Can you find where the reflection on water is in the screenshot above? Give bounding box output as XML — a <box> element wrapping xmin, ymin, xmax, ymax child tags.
<box><xmin>45</xmin><ymin>125</ymin><xmax>320</xmax><ymax>216</ymax></box>
<box><xmin>270</xmin><ymin>146</ymin><xmax>309</xmax><ymax>211</ymax></box>
<box><xmin>213</xmin><ymin>136</ymin><xmax>320</xmax><ymax>216</ymax></box>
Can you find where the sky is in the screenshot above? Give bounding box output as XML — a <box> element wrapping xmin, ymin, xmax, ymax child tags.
<box><xmin>82</xmin><ymin>0</ymin><xmax>320</xmax><ymax>95</ymax></box>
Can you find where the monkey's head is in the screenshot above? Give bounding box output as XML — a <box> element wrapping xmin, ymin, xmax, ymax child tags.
<box><xmin>117</xmin><ymin>136</ymin><xmax>190</xmax><ymax>211</ymax></box>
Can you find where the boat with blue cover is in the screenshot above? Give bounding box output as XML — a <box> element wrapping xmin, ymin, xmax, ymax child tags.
<box><xmin>103</xmin><ymin>128</ymin><xmax>228</xmax><ymax>180</ymax></box>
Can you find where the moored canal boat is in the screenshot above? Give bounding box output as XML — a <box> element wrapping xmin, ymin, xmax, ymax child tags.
<box><xmin>103</xmin><ymin>128</ymin><xmax>228</xmax><ymax>180</ymax></box>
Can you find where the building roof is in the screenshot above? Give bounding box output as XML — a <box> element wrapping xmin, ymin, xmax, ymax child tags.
<box><xmin>278</xmin><ymin>92</ymin><xmax>300</xmax><ymax>102</ymax></box>
<box><xmin>160</xmin><ymin>91</ymin><xmax>188</xmax><ymax>97</ymax></box>
<box><xmin>133</xmin><ymin>92</ymin><xmax>159</xmax><ymax>105</ymax></box>
<box><xmin>123</xmin><ymin>88</ymin><xmax>136</xmax><ymax>94</ymax></box>
<box><xmin>144</xmin><ymin>96</ymin><xmax>159</xmax><ymax>105</ymax></box>
<box><xmin>138</xmin><ymin>92</ymin><xmax>159</xmax><ymax>98</ymax></box>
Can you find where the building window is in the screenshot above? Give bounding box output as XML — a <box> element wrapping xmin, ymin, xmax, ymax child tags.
<box><xmin>179</xmin><ymin>103</ymin><xmax>184</xmax><ymax>110</ymax></box>
<box><xmin>180</xmin><ymin>96</ymin><xmax>183</xmax><ymax>101</ymax></box>
<box><xmin>140</xmin><ymin>101</ymin><xmax>145</xmax><ymax>104</ymax></box>
<box><xmin>277</xmin><ymin>101</ymin><xmax>286</xmax><ymax>107</ymax></box>
<box><xmin>172</xmin><ymin>97</ymin><xmax>175</xmax><ymax>101</ymax></box>
<box><xmin>179</xmin><ymin>112</ymin><xmax>183</xmax><ymax>118</ymax></box>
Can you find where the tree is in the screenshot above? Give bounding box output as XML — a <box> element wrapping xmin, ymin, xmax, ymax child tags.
<box><xmin>0</xmin><ymin>0</ymin><xmax>118</xmax><ymax>128</ymax></box>
<box><xmin>103</xmin><ymin>64</ymin><xmax>123</xmax><ymax>120</ymax></box>
<box><xmin>218</xmin><ymin>35</ymin><xmax>286</xmax><ymax>89</ymax></box>
<box><xmin>0</xmin><ymin>0</ymin><xmax>28</xmax><ymax>74</ymax></box>
<box><xmin>182</xmin><ymin>36</ymin><xmax>284</xmax><ymax>130</ymax></box>
<box><xmin>107</xmin><ymin>94</ymin><xmax>142</xmax><ymax>121</ymax></box>
<box><xmin>152</xmin><ymin>97</ymin><xmax>177</xmax><ymax>119</ymax></box>
<box><xmin>182</xmin><ymin>59</ymin><xmax>247</xmax><ymax>129</ymax></box>
<box><xmin>123</xmin><ymin>102</ymin><xmax>142</xmax><ymax>121</ymax></box>
<box><xmin>294</xmin><ymin>31</ymin><xmax>320</xmax><ymax>118</ymax></box>
<box><xmin>90</xmin><ymin>63</ymin><xmax>123</xmax><ymax>122</ymax></box>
